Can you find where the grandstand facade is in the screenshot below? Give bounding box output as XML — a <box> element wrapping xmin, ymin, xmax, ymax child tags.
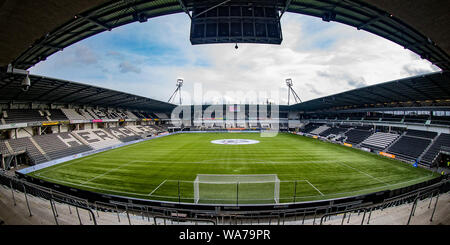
<box><xmin>0</xmin><ymin>0</ymin><xmax>449</xmax><ymax>226</ymax></box>
<box><xmin>1</xmin><ymin>71</ymin><xmax>450</xmax><ymax>176</ymax></box>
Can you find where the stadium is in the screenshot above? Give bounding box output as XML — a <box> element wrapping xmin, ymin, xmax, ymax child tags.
<box><xmin>0</xmin><ymin>0</ymin><xmax>449</xmax><ymax>229</ymax></box>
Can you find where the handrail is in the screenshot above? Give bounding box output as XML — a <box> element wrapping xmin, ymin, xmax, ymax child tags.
<box><xmin>319</xmin><ymin>180</ymin><xmax>447</xmax><ymax>225</ymax></box>
<box><xmin>153</xmin><ymin>215</ymin><xmax>216</xmax><ymax>225</ymax></box>
<box><xmin>0</xmin><ymin>170</ymin><xmax>447</xmax><ymax>225</ymax></box>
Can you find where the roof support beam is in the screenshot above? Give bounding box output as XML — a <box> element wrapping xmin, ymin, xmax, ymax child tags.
<box><xmin>101</xmin><ymin>97</ymin><xmax>141</xmax><ymax>107</ymax></box>
<box><xmin>35</xmin><ymin>44</ymin><xmax>64</xmax><ymax>52</ymax></box>
<box><xmin>84</xmin><ymin>92</ymin><xmax>129</xmax><ymax>104</ymax></box>
<box><xmin>11</xmin><ymin>78</ymin><xmax>43</xmax><ymax>101</ymax></box>
<box><xmin>357</xmin><ymin>13</ymin><xmax>388</xmax><ymax>30</ymax></box>
<box><xmin>177</xmin><ymin>0</ymin><xmax>192</xmax><ymax>19</ymax></box>
<box><xmin>280</xmin><ymin>0</ymin><xmax>293</xmax><ymax>18</ymax></box>
<box><xmin>193</xmin><ymin>0</ymin><xmax>231</xmax><ymax>18</ymax></box>
<box><xmin>375</xmin><ymin>86</ymin><xmax>416</xmax><ymax>102</ymax></box>
<box><xmin>0</xmin><ymin>76</ymin><xmax>19</xmax><ymax>90</ymax></box>
<box><xmin>76</xmin><ymin>15</ymin><xmax>112</xmax><ymax>31</ymax></box>
<box><xmin>332</xmin><ymin>95</ymin><xmax>365</xmax><ymax>105</ymax></box>
<box><xmin>31</xmin><ymin>82</ymin><xmax>68</xmax><ymax>101</ymax></box>
<box><xmin>346</xmin><ymin>91</ymin><xmax>384</xmax><ymax>104</ymax></box>
<box><xmin>423</xmin><ymin>74</ymin><xmax>450</xmax><ymax>96</ymax></box>
<box><xmin>49</xmin><ymin>87</ymin><xmax>91</xmax><ymax>104</ymax></box>
<box><xmin>65</xmin><ymin>90</ymin><xmax>108</xmax><ymax>104</ymax></box>
<box><xmin>398</xmin><ymin>82</ymin><xmax>436</xmax><ymax>101</ymax></box>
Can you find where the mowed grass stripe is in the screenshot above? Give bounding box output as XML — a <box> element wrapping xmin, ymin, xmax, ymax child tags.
<box><xmin>29</xmin><ymin>132</ymin><xmax>439</xmax><ymax>203</ymax></box>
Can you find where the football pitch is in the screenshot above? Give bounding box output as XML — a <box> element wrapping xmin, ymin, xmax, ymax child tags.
<box><xmin>28</xmin><ymin>132</ymin><xmax>439</xmax><ymax>204</ymax></box>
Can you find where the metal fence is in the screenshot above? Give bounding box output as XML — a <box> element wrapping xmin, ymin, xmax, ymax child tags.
<box><xmin>0</xmin><ymin>170</ymin><xmax>448</xmax><ymax>225</ymax></box>
<box><xmin>319</xmin><ymin>180</ymin><xmax>444</xmax><ymax>225</ymax></box>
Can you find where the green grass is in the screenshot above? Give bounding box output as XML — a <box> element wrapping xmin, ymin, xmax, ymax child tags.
<box><xmin>28</xmin><ymin>132</ymin><xmax>439</xmax><ymax>204</ymax></box>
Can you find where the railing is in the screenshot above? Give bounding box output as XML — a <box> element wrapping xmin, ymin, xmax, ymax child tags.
<box><xmin>441</xmin><ymin>146</ymin><xmax>450</xmax><ymax>153</ymax></box>
<box><xmin>0</xmin><ymin>170</ymin><xmax>448</xmax><ymax>225</ymax></box>
<box><xmin>0</xmin><ymin>170</ymin><xmax>97</xmax><ymax>225</ymax></box>
<box><xmin>319</xmin><ymin>181</ymin><xmax>444</xmax><ymax>225</ymax></box>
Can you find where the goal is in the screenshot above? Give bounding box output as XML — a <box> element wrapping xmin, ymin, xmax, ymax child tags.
<box><xmin>193</xmin><ymin>174</ymin><xmax>280</xmax><ymax>204</ymax></box>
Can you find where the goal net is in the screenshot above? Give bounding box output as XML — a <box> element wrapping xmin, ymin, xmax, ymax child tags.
<box><xmin>193</xmin><ymin>174</ymin><xmax>280</xmax><ymax>204</ymax></box>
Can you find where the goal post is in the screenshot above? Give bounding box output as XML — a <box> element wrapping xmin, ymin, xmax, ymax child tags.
<box><xmin>193</xmin><ymin>174</ymin><xmax>280</xmax><ymax>204</ymax></box>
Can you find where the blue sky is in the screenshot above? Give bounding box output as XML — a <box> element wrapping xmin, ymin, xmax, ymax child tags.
<box><xmin>29</xmin><ymin>12</ymin><xmax>439</xmax><ymax>105</ymax></box>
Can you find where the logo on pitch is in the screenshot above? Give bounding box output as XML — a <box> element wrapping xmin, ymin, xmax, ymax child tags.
<box><xmin>211</xmin><ymin>139</ymin><xmax>260</xmax><ymax>145</ymax></box>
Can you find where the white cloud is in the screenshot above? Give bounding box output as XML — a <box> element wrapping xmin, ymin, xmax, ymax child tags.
<box><xmin>30</xmin><ymin>13</ymin><xmax>440</xmax><ymax>105</ymax></box>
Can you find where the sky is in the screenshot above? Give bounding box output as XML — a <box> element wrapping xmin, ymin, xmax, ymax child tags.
<box><xmin>29</xmin><ymin>12</ymin><xmax>440</xmax><ymax>105</ymax></box>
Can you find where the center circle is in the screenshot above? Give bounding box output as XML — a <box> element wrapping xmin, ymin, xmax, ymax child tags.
<box><xmin>211</xmin><ymin>139</ymin><xmax>260</xmax><ymax>145</ymax></box>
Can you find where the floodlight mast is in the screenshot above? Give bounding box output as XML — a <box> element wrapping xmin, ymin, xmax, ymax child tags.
<box><xmin>168</xmin><ymin>78</ymin><xmax>184</xmax><ymax>105</ymax></box>
<box><xmin>286</xmin><ymin>78</ymin><xmax>302</xmax><ymax>105</ymax></box>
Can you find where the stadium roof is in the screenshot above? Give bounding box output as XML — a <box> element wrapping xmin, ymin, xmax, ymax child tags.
<box><xmin>289</xmin><ymin>71</ymin><xmax>450</xmax><ymax>112</ymax></box>
<box><xmin>0</xmin><ymin>0</ymin><xmax>449</xmax><ymax>71</ymax></box>
<box><xmin>0</xmin><ymin>72</ymin><xmax>176</xmax><ymax>112</ymax></box>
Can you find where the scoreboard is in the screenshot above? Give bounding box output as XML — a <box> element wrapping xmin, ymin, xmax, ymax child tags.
<box><xmin>190</xmin><ymin>2</ymin><xmax>283</xmax><ymax>45</ymax></box>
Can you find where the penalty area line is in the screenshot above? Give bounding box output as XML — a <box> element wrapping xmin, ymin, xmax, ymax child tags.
<box><xmin>305</xmin><ymin>180</ymin><xmax>324</xmax><ymax>196</ymax></box>
<box><xmin>80</xmin><ymin>160</ymin><xmax>137</xmax><ymax>185</ymax></box>
<box><xmin>148</xmin><ymin>179</ymin><xmax>167</xmax><ymax>196</ymax></box>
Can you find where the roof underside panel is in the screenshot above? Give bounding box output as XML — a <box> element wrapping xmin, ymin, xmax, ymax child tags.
<box><xmin>0</xmin><ymin>73</ymin><xmax>176</xmax><ymax>112</ymax></box>
<box><xmin>10</xmin><ymin>0</ymin><xmax>184</xmax><ymax>69</ymax></box>
<box><xmin>287</xmin><ymin>0</ymin><xmax>449</xmax><ymax>70</ymax></box>
<box><xmin>1</xmin><ymin>0</ymin><xmax>447</xmax><ymax>71</ymax></box>
<box><xmin>290</xmin><ymin>71</ymin><xmax>450</xmax><ymax>112</ymax></box>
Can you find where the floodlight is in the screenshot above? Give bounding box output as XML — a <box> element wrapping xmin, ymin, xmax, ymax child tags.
<box><xmin>285</xmin><ymin>78</ymin><xmax>293</xmax><ymax>86</ymax></box>
<box><xmin>177</xmin><ymin>78</ymin><xmax>184</xmax><ymax>87</ymax></box>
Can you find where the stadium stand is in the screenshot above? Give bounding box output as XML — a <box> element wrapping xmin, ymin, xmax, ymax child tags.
<box><xmin>387</xmin><ymin>136</ymin><xmax>432</xmax><ymax>162</ymax></box>
<box><xmin>72</xmin><ymin>129</ymin><xmax>122</xmax><ymax>150</ymax></box>
<box><xmin>77</xmin><ymin>109</ymin><xmax>94</xmax><ymax>120</ymax></box>
<box><xmin>154</xmin><ymin>113</ymin><xmax>169</xmax><ymax>119</ymax></box>
<box><xmin>431</xmin><ymin>116</ymin><xmax>450</xmax><ymax>126</ymax></box>
<box><xmin>404</xmin><ymin>115</ymin><xmax>428</xmax><ymax>124</ymax></box>
<box><xmin>103</xmin><ymin>127</ymin><xmax>141</xmax><ymax>142</ymax></box>
<box><xmin>47</xmin><ymin>109</ymin><xmax>69</xmax><ymax>121</ymax></box>
<box><xmin>354</xmin><ymin>125</ymin><xmax>373</xmax><ymax>131</ymax></box>
<box><xmin>2</xmin><ymin>110</ymin><xmax>46</xmax><ymax>124</ymax></box>
<box><xmin>0</xmin><ymin>141</ymin><xmax>11</xmax><ymax>155</ymax></box>
<box><xmin>150</xmin><ymin>124</ymin><xmax>167</xmax><ymax>132</ymax></box>
<box><xmin>125</xmin><ymin>111</ymin><xmax>139</xmax><ymax>120</ymax></box>
<box><xmin>7</xmin><ymin>137</ymin><xmax>48</xmax><ymax>164</ymax></box>
<box><xmin>32</xmin><ymin>133</ymin><xmax>92</xmax><ymax>160</ymax></box>
<box><xmin>310</xmin><ymin>125</ymin><xmax>330</xmax><ymax>135</ymax></box>
<box><xmin>60</xmin><ymin>109</ymin><xmax>86</xmax><ymax>120</ymax></box>
<box><xmin>344</xmin><ymin>129</ymin><xmax>373</xmax><ymax>145</ymax></box>
<box><xmin>88</xmin><ymin>108</ymin><xmax>105</xmax><ymax>119</ymax></box>
<box><xmin>405</xmin><ymin>129</ymin><xmax>438</xmax><ymax>139</ymax></box>
<box><xmin>126</xmin><ymin>125</ymin><xmax>157</xmax><ymax>136</ymax></box>
<box><xmin>0</xmin><ymin>124</ymin><xmax>168</xmax><ymax>167</ymax></box>
<box><xmin>381</xmin><ymin>115</ymin><xmax>403</xmax><ymax>122</ymax></box>
<box><xmin>300</xmin><ymin>123</ymin><xmax>322</xmax><ymax>134</ymax></box>
<box><xmin>319</xmin><ymin>126</ymin><xmax>349</xmax><ymax>137</ymax></box>
<box><xmin>132</xmin><ymin>112</ymin><xmax>145</xmax><ymax>119</ymax></box>
<box><xmin>420</xmin><ymin>133</ymin><xmax>450</xmax><ymax>166</ymax></box>
<box><xmin>361</xmin><ymin>132</ymin><xmax>399</xmax><ymax>151</ymax></box>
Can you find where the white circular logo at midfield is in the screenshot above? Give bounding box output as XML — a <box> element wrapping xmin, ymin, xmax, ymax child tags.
<box><xmin>211</xmin><ymin>139</ymin><xmax>260</xmax><ymax>145</ymax></box>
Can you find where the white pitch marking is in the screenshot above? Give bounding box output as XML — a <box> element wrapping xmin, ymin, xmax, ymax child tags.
<box><xmin>35</xmin><ymin>142</ymin><xmax>144</xmax><ymax>176</ymax></box>
<box><xmin>34</xmin><ymin>174</ymin><xmax>149</xmax><ymax>197</ymax></box>
<box><xmin>305</xmin><ymin>180</ymin><xmax>325</xmax><ymax>196</ymax></box>
<box><xmin>338</xmin><ymin>162</ymin><xmax>389</xmax><ymax>186</ymax></box>
<box><xmin>80</xmin><ymin>160</ymin><xmax>138</xmax><ymax>185</ymax></box>
<box><xmin>148</xmin><ymin>179</ymin><xmax>167</xmax><ymax>196</ymax></box>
